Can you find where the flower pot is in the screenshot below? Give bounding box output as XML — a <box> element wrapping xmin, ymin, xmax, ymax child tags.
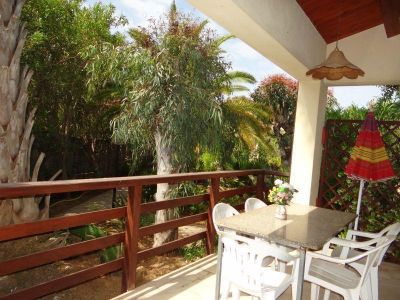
<box><xmin>274</xmin><ymin>205</ymin><xmax>287</xmax><ymax>220</ymax></box>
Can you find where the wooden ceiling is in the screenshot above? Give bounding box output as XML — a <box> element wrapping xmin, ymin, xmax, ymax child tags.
<box><xmin>297</xmin><ymin>0</ymin><xmax>400</xmax><ymax>43</ymax></box>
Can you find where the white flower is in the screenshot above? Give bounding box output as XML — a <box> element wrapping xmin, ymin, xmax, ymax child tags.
<box><xmin>279</xmin><ymin>127</ymin><xmax>286</xmax><ymax>135</ymax></box>
<box><xmin>274</xmin><ymin>179</ymin><xmax>283</xmax><ymax>186</ymax></box>
<box><xmin>282</xmin><ymin>183</ymin><xmax>291</xmax><ymax>189</ymax></box>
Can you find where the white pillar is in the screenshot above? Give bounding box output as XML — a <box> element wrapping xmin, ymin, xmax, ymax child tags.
<box><xmin>290</xmin><ymin>80</ymin><xmax>327</xmax><ymax>206</ymax></box>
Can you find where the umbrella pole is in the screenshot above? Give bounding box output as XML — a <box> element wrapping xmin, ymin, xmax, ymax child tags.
<box><xmin>354</xmin><ymin>179</ymin><xmax>365</xmax><ymax>231</ymax></box>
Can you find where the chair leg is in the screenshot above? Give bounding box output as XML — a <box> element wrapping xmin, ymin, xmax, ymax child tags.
<box><xmin>231</xmin><ymin>286</ymin><xmax>240</xmax><ymax>300</ymax></box>
<box><xmin>370</xmin><ymin>268</ymin><xmax>379</xmax><ymax>300</ymax></box>
<box><xmin>348</xmin><ymin>290</ymin><xmax>359</xmax><ymax>300</ymax></box>
<box><xmin>323</xmin><ymin>288</ymin><xmax>331</xmax><ymax>300</ymax></box>
<box><xmin>261</xmin><ymin>290</ymin><xmax>275</xmax><ymax>300</ymax></box>
<box><xmin>291</xmin><ymin>280</ymin><xmax>298</xmax><ymax>300</ymax></box>
<box><xmin>220</xmin><ymin>281</ymin><xmax>230</xmax><ymax>300</ymax></box>
<box><xmin>278</xmin><ymin>261</ymin><xmax>286</xmax><ymax>272</ymax></box>
<box><xmin>361</xmin><ymin>273</ymin><xmax>373</xmax><ymax>300</ymax></box>
<box><xmin>311</xmin><ymin>283</ymin><xmax>320</xmax><ymax>300</ymax></box>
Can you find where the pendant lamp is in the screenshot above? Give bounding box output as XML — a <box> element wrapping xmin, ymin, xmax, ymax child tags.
<box><xmin>306</xmin><ymin>42</ymin><xmax>365</xmax><ymax>80</ymax></box>
<box><xmin>306</xmin><ymin>3</ymin><xmax>365</xmax><ymax>81</ymax></box>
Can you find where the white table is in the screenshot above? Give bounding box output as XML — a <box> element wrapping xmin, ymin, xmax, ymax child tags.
<box><xmin>215</xmin><ymin>203</ymin><xmax>356</xmax><ymax>300</ymax></box>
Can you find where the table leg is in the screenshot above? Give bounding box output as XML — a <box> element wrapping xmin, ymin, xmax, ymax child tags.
<box><xmin>215</xmin><ymin>237</ymin><xmax>223</xmax><ymax>300</ymax></box>
<box><xmin>295</xmin><ymin>248</ymin><xmax>306</xmax><ymax>300</ymax></box>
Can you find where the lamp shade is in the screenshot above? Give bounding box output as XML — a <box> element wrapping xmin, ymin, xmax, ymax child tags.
<box><xmin>306</xmin><ymin>46</ymin><xmax>365</xmax><ymax>80</ymax></box>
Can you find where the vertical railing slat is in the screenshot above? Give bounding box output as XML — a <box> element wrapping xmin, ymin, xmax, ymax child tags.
<box><xmin>123</xmin><ymin>185</ymin><xmax>142</xmax><ymax>291</ymax></box>
<box><xmin>206</xmin><ymin>177</ymin><xmax>219</xmax><ymax>254</ymax></box>
<box><xmin>256</xmin><ymin>173</ymin><xmax>265</xmax><ymax>201</ymax></box>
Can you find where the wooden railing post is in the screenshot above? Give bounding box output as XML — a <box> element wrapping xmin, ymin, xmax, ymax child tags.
<box><xmin>122</xmin><ymin>185</ymin><xmax>141</xmax><ymax>291</ymax></box>
<box><xmin>206</xmin><ymin>177</ymin><xmax>219</xmax><ymax>254</ymax></box>
<box><xmin>256</xmin><ymin>173</ymin><xmax>265</xmax><ymax>201</ymax></box>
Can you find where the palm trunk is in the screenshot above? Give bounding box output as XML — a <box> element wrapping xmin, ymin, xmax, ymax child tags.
<box><xmin>153</xmin><ymin>129</ymin><xmax>178</xmax><ymax>247</ymax></box>
<box><xmin>0</xmin><ymin>0</ymin><xmax>50</xmax><ymax>225</ymax></box>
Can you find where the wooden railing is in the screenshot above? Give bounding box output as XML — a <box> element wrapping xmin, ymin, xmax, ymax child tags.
<box><xmin>0</xmin><ymin>169</ymin><xmax>288</xmax><ymax>299</ymax></box>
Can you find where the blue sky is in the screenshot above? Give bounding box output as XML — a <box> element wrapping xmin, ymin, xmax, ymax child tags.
<box><xmin>87</xmin><ymin>0</ymin><xmax>382</xmax><ymax>107</ymax></box>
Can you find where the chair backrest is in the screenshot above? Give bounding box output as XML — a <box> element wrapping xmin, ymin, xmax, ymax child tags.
<box><xmin>356</xmin><ymin>235</ymin><xmax>396</xmax><ymax>290</ymax></box>
<box><xmin>212</xmin><ymin>203</ymin><xmax>239</xmax><ymax>234</ymax></box>
<box><xmin>221</xmin><ymin>232</ymin><xmax>295</xmax><ymax>294</ymax></box>
<box><xmin>379</xmin><ymin>222</ymin><xmax>400</xmax><ymax>237</ymax></box>
<box><xmin>244</xmin><ymin>197</ymin><xmax>267</xmax><ymax>212</ymax></box>
<box><xmin>374</xmin><ymin>223</ymin><xmax>400</xmax><ymax>265</ymax></box>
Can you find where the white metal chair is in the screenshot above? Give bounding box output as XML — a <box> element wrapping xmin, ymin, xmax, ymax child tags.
<box><xmin>245</xmin><ymin>197</ymin><xmax>267</xmax><ymax>212</ymax></box>
<box><xmin>331</xmin><ymin>222</ymin><xmax>400</xmax><ymax>300</ymax></box>
<box><xmin>305</xmin><ymin>235</ymin><xmax>396</xmax><ymax>300</ymax></box>
<box><xmin>220</xmin><ymin>232</ymin><xmax>299</xmax><ymax>300</ymax></box>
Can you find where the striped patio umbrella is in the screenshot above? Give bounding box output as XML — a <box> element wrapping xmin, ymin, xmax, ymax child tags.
<box><xmin>345</xmin><ymin>111</ymin><xmax>396</xmax><ymax>230</ymax></box>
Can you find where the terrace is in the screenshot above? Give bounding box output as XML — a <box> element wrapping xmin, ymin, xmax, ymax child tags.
<box><xmin>1</xmin><ymin>0</ymin><xmax>400</xmax><ymax>299</ymax></box>
<box><xmin>112</xmin><ymin>255</ymin><xmax>400</xmax><ymax>300</ymax></box>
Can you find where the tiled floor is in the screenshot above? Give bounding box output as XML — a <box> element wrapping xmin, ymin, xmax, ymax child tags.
<box><xmin>113</xmin><ymin>254</ymin><xmax>400</xmax><ymax>300</ymax></box>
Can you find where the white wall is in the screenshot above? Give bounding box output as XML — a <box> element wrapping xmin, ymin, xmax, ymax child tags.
<box><xmin>326</xmin><ymin>25</ymin><xmax>400</xmax><ymax>86</ymax></box>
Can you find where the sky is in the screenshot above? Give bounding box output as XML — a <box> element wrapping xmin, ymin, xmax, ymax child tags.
<box><xmin>86</xmin><ymin>0</ymin><xmax>382</xmax><ymax>108</ymax></box>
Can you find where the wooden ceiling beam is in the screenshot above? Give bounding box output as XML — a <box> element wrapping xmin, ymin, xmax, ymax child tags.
<box><xmin>379</xmin><ymin>0</ymin><xmax>400</xmax><ymax>38</ymax></box>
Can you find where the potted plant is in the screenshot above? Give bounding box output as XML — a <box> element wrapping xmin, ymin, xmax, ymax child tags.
<box><xmin>268</xmin><ymin>179</ymin><xmax>298</xmax><ymax>220</ymax></box>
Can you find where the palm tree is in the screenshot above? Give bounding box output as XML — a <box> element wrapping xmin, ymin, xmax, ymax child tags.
<box><xmin>0</xmin><ymin>0</ymin><xmax>58</xmax><ymax>225</ymax></box>
<box><xmin>219</xmin><ymin>96</ymin><xmax>281</xmax><ymax>169</ymax></box>
<box><xmin>222</xmin><ymin>71</ymin><xmax>256</xmax><ymax>95</ymax></box>
<box><xmin>222</xmin><ymin>97</ymin><xmax>278</xmax><ymax>154</ymax></box>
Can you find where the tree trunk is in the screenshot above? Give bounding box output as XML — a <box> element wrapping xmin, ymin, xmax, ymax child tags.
<box><xmin>0</xmin><ymin>0</ymin><xmax>49</xmax><ymax>226</ymax></box>
<box><xmin>60</xmin><ymin>107</ymin><xmax>71</xmax><ymax>180</ymax></box>
<box><xmin>153</xmin><ymin>129</ymin><xmax>178</xmax><ymax>247</ymax></box>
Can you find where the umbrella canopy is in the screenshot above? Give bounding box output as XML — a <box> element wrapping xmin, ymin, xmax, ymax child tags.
<box><xmin>345</xmin><ymin>111</ymin><xmax>396</xmax><ymax>230</ymax></box>
<box><xmin>345</xmin><ymin>111</ymin><xmax>395</xmax><ymax>182</ymax></box>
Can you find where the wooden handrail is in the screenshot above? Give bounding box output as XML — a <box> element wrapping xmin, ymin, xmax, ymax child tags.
<box><xmin>137</xmin><ymin>231</ymin><xmax>207</xmax><ymax>261</ymax></box>
<box><xmin>0</xmin><ymin>233</ymin><xmax>124</xmax><ymax>276</ymax></box>
<box><xmin>3</xmin><ymin>258</ymin><xmax>124</xmax><ymax>300</ymax></box>
<box><xmin>0</xmin><ymin>207</ymin><xmax>126</xmax><ymax>242</ymax></box>
<box><xmin>140</xmin><ymin>194</ymin><xmax>209</xmax><ymax>213</ymax></box>
<box><xmin>219</xmin><ymin>185</ymin><xmax>256</xmax><ymax>199</ymax></box>
<box><xmin>0</xmin><ymin>169</ymin><xmax>288</xmax><ymax>198</ymax></box>
<box><xmin>139</xmin><ymin>213</ymin><xmax>208</xmax><ymax>237</ymax></box>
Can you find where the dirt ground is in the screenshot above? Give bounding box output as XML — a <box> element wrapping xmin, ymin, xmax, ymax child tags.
<box><xmin>0</xmin><ymin>190</ymin><xmax>205</xmax><ymax>300</ymax></box>
<box><xmin>0</xmin><ymin>237</ymin><xmax>190</xmax><ymax>299</ymax></box>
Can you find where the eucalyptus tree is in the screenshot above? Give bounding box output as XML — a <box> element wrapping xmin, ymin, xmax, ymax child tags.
<box><xmin>85</xmin><ymin>2</ymin><xmax>230</xmax><ymax>246</ymax></box>
<box><xmin>0</xmin><ymin>0</ymin><xmax>56</xmax><ymax>225</ymax></box>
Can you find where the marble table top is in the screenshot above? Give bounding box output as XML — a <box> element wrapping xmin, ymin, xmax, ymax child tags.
<box><xmin>217</xmin><ymin>203</ymin><xmax>356</xmax><ymax>250</ymax></box>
